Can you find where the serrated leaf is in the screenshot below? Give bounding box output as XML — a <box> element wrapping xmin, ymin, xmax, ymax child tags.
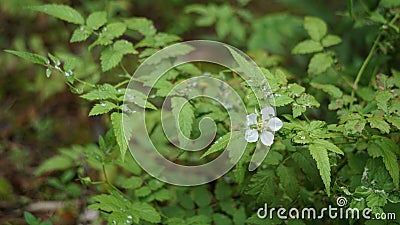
<box><xmin>201</xmin><ymin>132</ymin><xmax>231</xmax><ymax>158</ymax></box>
<box><xmin>287</xmin><ymin>83</ymin><xmax>305</xmax><ymax>96</ymax></box>
<box><xmin>245</xmin><ymin>170</ymin><xmax>279</xmax><ymax>203</ymax></box>
<box><xmin>368</xmin><ymin>116</ymin><xmax>390</xmax><ymax>133</ymax></box>
<box><xmin>86</xmin><ymin>11</ymin><xmax>107</xmax><ymax>30</ymax></box>
<box><xmin>304</xmin><ymin>16</ymin><xmax>327</xmax><ymax>41</ymax></box>
<box><xmin>89</xmin><ymin>101</ymin><xmax>117</xmax><ymax>116</ymax></box>
<box><xmin>30</xmin><ymin>4</ymin><xmax>84</xmax><ymax>25</ymax></box>
<box><xmin>386</xmin><ymin>117</ymin><xmax>400</xmax><ymax>130</ymax></box>
<box><xmin>313</xmin><ymin>139</ymin><xmax>344</xmax><ymax>155</ymax></box>
<box><xmin>321</xmin><ymin>34</ymin><xmax>342</xmax><ymax>47</ymax></box>
<box><xmin>373</xmin><ymin>137</ymin><xmax>400</xmax><ymax>189</ymax></box>
<box><xmin>124</xmin><ymin>89</ymin><xmax>156</xmax><ymax>110</ymax></box>
<box><xmin>111</xmin><ymin>112</ymin><xmax>128</xmax><ymax>160</ymax></box>
<box><xmin>292</xmin><ymin>39</ymin><xmax>323</xmax><ymax>54</ymax></box>
<box><xmin>100</xmin><ymin>40</ymin><xmax>137</xmax><ymax>72</ymax></box>
<box><xmin>81</xmin><ymin>84</ymin><xmax>118</xmax><ymax>101</ymax></box>
<box><xmin>277</xmin><ymin>164</ymin><xmax>299</xmax><ymax>199</ymax></box>
<box><xmin>375</xmin><ymin>90</ymin><xmax>393</xmax><ymax>113</ymax></box>
<box><xmin>89</xmin><ymin>22</ymin><xmax>127</xmax><ymax>50</ymax></box>
<box><xmin>171</xmin><ymin>97</ymin><xmax>194</xmax><ymax>147</ymax></box>
<box><xmin>119</xmin><ymin>176</ymin><xmax>142</xmax><ymax>189</ymax></box>
<box><xmin>70</xmin><ymin>26</ymin><xmax>92</xmax><ymax>43</ymax></box>
<box><xmin>381</xmin><ymin>148</ymin><xmax>399</xmax><ymax>189</ymax></box>
<box><xmin>149</xmin><ymin>189</ymin><xmax>172</xmax><ymax>202</ymax></box>
<box><xmin>308</xmin><ymin>52</ymin><xmax>333</xmax><ymax>75</ymax></box>
<box><xmin>5</xmin><ymin>50</ymin><xmax>48</xmax><ymax>66</ymax></box>
<box><xmin>292</xmin><ymin>150</ymin><xmax>320</xmax><ymax>181</ymax></box>
<box><xmin>125</xmin><ymin>17</ymin><xmax>156</xmax><ymax>36</ymax></box>
<box><xmin>135</xmin><ymin>186</ymin><xmax>151</xmax><ymax>197</ymax></box>
<box><xmin>273</xmin><ymin>95</ymin><xmax>294</xmax><ymax>107</ymax></box>
<box><xmin>292</xmin><ymin>104</ymin><xmax>306</xmax><ymax>118</ymax></box>
<box><xmin>310</xmin><ymin>82</ymin><xmax>343</xmax><ymax>98</ymax></box>
<box><xmin>136</xmin><ymin>33</ymin><xmax>180</xmax><ymax>48</ymax></box>
<box><xmin>309</xmin><ymin>144</ymin><xmax>331</xmax><ymax>196</ymax></box>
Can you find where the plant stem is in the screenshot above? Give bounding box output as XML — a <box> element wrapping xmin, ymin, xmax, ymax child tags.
<box><xmin>350</xmin><ymin>32</ymin><xmax>382</xmax><ymax>103</ymax></box>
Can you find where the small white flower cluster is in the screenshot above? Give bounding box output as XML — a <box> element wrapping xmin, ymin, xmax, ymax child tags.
<box><xmin>245</xmin><ymin>106</ymin><xmax>283</xmax><ymax>146</ymax></box>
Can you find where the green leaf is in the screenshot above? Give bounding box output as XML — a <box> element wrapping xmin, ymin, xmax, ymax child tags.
<box><xmin>111</xmin><ymin>112</ymin><xmax>128</xmax><ymax>160</ymax></box>
<box><xmin>34</xmin><ymin>155</ymin><xmax>72</xmax><ymax>176</ymax></box>
<box><xmin>277</xmin><ymin>164</ymin><xmax>299</xmax><ymax>199</ymax></box>
<box><xmin>386</xmin><ymin>117</ymin><xmax>400</xmax><ymax>130</ymax></box>
<box><xmin>368</xmin><ymin>116</ymin><xmax>390</xmax><ymax>133</ymax></box>
<box><xmin>70</xmin><ymin>26</ymin><xmax>92</xmax><ymax>43</ymax></box>
<box><xmin>118</xmin><ymin>177</ymin><xmax>143</xmax><ymax>189</ymax></box>
<box><xmin>213</xmin><ymin>213</ymin><xmax>232</xmax><ymax>225</ymax></box>
<box><xmin>380</xmin><ymin>0</ymin><xmax>400</xmax><ymax>7</ymax></box>
<box><xmin>292</xmin><ymin>39</ymin><xmax>323</xmax><ymax>54</ymax></box>
<box><xmin>24</xmin><ymin>212</ymin><xmax>39</xmax><ymax>225</ymax></box>
<box><xmin>367</xmin><ymin>193</ymin><xmax>387</xmax><ymax>209</ymax></box>
<box><xmin>310</xmin><ymin>82</ymin><xmax>343</xmax><ymax>98</ymax></box>
<box><xmin>312</xmin><ymin>139</ymin><xmax>344</xmax><ymax>155</ymax></box>
<box><xmin>124</xmin><ymin>89</ymin><xmax>156</xmax><ymax>110</ymax></box>
<box><xmin>321</xmin><ymin>35</ymin><xmax>342</xmax><ymax>47</ymax></box>
<box><xmin>304</xmin><ymin>16</ymin><xmax>327</xmax><ymax>41</ymax></box>
<box><xmin>89</xmin><ymin>22</ymin><xmax>127</xmax><ymax>50</ymax></box>
<box><xmin>215</xmin><ymin>180</ymin><xmax>232</xmax><ymax>201</ymax></box>
<box><xmin>264</xmin><ymin>150</ymin><xmax>283</xmax><ymax>165</ymax></box>
<box><xmin>201</xmin><ymin>132</ymin><xmax>231</xmax><ymax>158</ymax></box>
<box><xmin>89</xmin><ymin>101</ymin><xmax>117</xmax><ymax>116</ymax></box>
<box><xmin>30</xmin><ymin>4</ymin><xmax>84</xmax><ymax>25</ymax></box>
<box><xmin>375</xmin><ymin>90</ymin><xmax>393</xmax><ymax>113</ymax></box>
<box><xmin>132</xmin><ymin>202</ymin><xmax>161</xmax><ymax>223</ymax></box>
<box><xmin>5</xmin><ymin>50</ymin><xmax>48</xmax><ymax>66</ymax></box>
<box><xmin>125</xmin><ymin>17</ymin><xmax>156</xmax><ymax>36</ymax></box>
<box><xmin>171</xmin><ymin>97</ymin><xmax>194</xmax><ymax>147</ymax></box>
<box><xmin>245</xmin><ymin>170</ymin><xmax>280</xmax><ymax>203</ymax></box>
<box><xmin>81</xmin><ymin>84</ymin><xmax>118</xmax><ymax>101</ymax></box>
<box><xmin>136</xmin><ymin>33</ymin><xmax>180</xmax><ymax>48</ymax></box>
<box><xmin>373</xmin><ymin>137</ymin><xmax>400</xmax><ymax>189</ymax></box>
<box><xmin>135</xmin><ymin>186</ymin><xmax>151</xmax><ymax>197</ymax></box>
<box><xmin>309</xmin><ymin>144</ymin><xmax>331</xmax><ymax>196</ymax></box>
<box><xmin>292</xmin><ymin>104</ymin><xmax>306</xmax><ymax>118</ymax></box>
<box><xmin>192</xmin><ymin>187</ymin><xmax>212</xmax><ymax>207</ymax></box>
<box><xmin>86</xmin><ymin>11</ymin><xmax>107</xmax><ymax>30</ymax></box>
<box><xmin>100</xmin><ymin>40</ymin><xmax>137</xmax><ymax>72</ymax></box>
<box><xmin>308</xmin><ymin>52</ymin><xmax>333</xmax><ymax>75</ymax></box>
<box><xmin>381</xmin><ymin>148</ymin><xmax>399</xmax><ymax>189</ymax></box>
<box><xmin>272</xmin><ymin>95</ymin><xmax>294</xmax><ymax>107</ymax></box>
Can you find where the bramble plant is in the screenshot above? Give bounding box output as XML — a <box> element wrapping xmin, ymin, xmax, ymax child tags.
<box><xmin>3</xmin><ymin>0</ymin><xmax>400</xmax><ymax>224</ymax></box>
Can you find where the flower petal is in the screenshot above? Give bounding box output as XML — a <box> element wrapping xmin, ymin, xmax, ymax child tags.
<box><xmin>267</xmin><ymin>117</ymin><xmax>283</xmax><ymax>131</ymax></box>
<box><xmin>260</xmin><ymin>131</ymin><xmax>274</xmax><ymax>146</ymax></box>
<box><xmin>246</xmin><ymin>113</ymin><xmax>258</xmax><ymax>127</ymax></box>
<box><xmin>245</xmin><ymin>129</ymin><xmax>259</xmax><ymax>142</ymax></box>
<box><xmin>261</xmin><ymin>106</ymin><xmax>275</xmax><ymax>121</ymax></box>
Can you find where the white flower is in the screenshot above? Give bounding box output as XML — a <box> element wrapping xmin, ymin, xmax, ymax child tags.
<box><xmin>244</xmin><ymin>106</ymin><xmax>283</xmax><ymax>146</ymax></box>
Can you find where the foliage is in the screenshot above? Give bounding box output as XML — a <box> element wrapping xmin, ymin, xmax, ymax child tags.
<box><xmin>2</xmin><ymin>0</ymin><xmax>400</xmax><ymax>224</ymax></box>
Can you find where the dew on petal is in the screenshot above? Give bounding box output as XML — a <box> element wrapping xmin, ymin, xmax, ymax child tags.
<box><xmin>261</xmin><ymin>106</ymin><xmax>275</xmax><ymax>121</ymax></box>
<box><xmin>260</xmin><ymin>131</ymin><xmax>274</xmax><ymax>146</ymax></box>
<box><xmin>267</xmin><ymin>117</ymin><xmax>283</xmax><ymax>131</ymax></box>
<box><xmin>246</xmin><ymin>113</ymin><xmax>258</xmax><ymax>127</ymax></box>
<box><xmin>245</xmin><ymin>129</ymin><xmax>259</xmax><ymax>142</ymax></box>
